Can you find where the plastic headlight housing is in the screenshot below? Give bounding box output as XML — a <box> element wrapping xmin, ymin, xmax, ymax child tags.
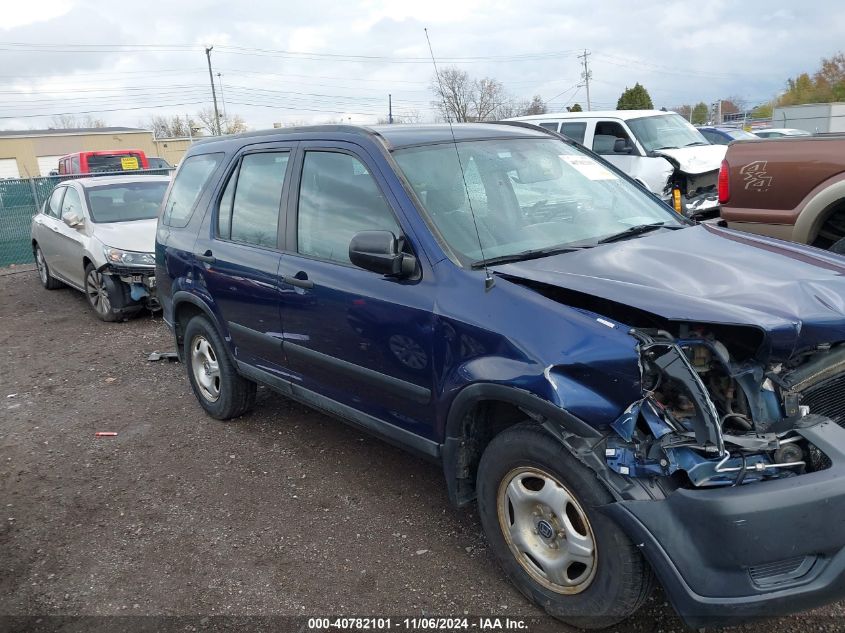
<box><xmin>103</xmin><ymin>247</ymin><xmax>155</xmax><ymax>266</ymax></box>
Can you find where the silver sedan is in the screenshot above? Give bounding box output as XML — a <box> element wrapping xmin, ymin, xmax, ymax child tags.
<box><xmin>31</xmin><ymin>175</ymin><xmax>170</xmax><ymax>321</ymax></box>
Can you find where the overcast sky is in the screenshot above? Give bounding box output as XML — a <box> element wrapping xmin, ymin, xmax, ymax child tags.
<box><xmin>1</xmin><ymin>0</ymin><xmax>843</xmax><ymax>131</ymax></box>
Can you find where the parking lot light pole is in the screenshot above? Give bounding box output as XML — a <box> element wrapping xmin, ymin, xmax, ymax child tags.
<box><xmin>205</xmin><ymin>46</ymin><xmax>222</xmax><ymax>136</ymax></box>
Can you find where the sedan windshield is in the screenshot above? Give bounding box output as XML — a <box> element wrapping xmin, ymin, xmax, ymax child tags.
<box><xmin>84</xmin><ymin>181</ymin><xmax>169</xmax><ymax>223</ymax></box>
<box><xmin>627</xmin><ymin>113</ymin><xmax>709</xmax><ymax>152</ymax></box>
<box><xmin>393</xmin><ymin>138</ymin><xmax>684</xmax><ymax>265</ymax></box>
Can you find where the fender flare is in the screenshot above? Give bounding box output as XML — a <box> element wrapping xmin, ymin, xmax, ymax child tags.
<box><xmin>171</xmin><ymin>290</ymin><xmax>226</xmax><ymax>359</ymax></box>
<box><xmin>793</xmin><ymin>173</ymin><xmax>845</xmax><ymax>244</ymax></box>
<box><xmin>441</xmin><ymin>383</ymin><xmax>603</xmax><ymax>506</ymax></box>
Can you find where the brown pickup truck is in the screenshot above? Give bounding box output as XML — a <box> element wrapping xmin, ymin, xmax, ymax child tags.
<box><xmin>719</xmin><ymin>135</ymin><xmax>845</xmax><ymax>253</ymax></box>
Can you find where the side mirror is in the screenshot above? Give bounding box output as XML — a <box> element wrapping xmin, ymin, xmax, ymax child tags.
<box><xmin>349</xmin><ymin>231</ymin><xmax>416</xmax><ymax>277</ymax></box>
<box><xmin>614</xmin><ymin>138</ymin><xmax>634</xmax><ymax>154</ymax></box>
<box><xmin>62</xmin><ymin>210</ymin><xmax>83</xmax><ymax>227</ymax></box>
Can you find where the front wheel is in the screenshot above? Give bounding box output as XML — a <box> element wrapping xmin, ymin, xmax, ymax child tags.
<box><xmin>477</xmin><ymin>422</ymin><xmax>653</xmax><ymax>629</ymax></box>
<box><xmin>84</xmin><ymin>263</ymin><xmax>124</xmax><ymax>322</ymax></box>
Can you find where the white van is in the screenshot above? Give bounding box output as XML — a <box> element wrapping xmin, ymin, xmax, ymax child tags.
<box><xmin>509</xmin><ymin>110</ymin><xmax>727</xmax><ymax>218</ymax></box>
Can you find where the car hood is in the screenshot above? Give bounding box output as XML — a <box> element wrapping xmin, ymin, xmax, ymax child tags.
<box><xmin>653</xmin><ymin>144</ymin><xmax>727</xmax><ymax>174</ymax></box>
<box><xmin>92</xmin><ymin>218</ymin><xmax>157</xmax><ymax>253</ymax></box>
<box><xmin>492</xmin><ymin>224</ymin><xmax>845</xmax><ymax>360</ymax></box>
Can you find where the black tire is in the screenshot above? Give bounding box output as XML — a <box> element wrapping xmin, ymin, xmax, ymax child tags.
<box><xmin>34</xmin><ymin>244</ymin><xmax>63</xmax><ymax>290</ymax></box>
<box><xmin>477</xmin><ymin>422</ymin><xmax>653</xmax><ymax>629</ymax></box>
<box><xmin>830</xmin><ymin>237</ymin><xmax>845</xmax><ymax>255</ymax></box>
<box><xmin>84</xmin><ymin>263</ymin><xmax>138</xmax><ymax>322</ymax></box>
<box><xmin>183</xmin><ymin>315</ymin><xmax>257</xmax><ymax>420</ymax></box>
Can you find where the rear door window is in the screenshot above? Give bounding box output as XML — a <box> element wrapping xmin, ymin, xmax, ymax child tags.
<box><xmin>217</xmin><ymin>152</ymin><xmax>290</xmax><ymax>248</ymax></box>
<box><xmin>161</xmin><ymin>153</ymin><xmax>223</xmax><ymax>227</ymax></box>
<box><xmin>559</xmin><ymin>122</ymin><xmax>587</xmax><ymax>144</ymax></box>
<box><xmin>538</xmin><ymin>122</ymin><xmax>559</xmax><ymax>131</ymax></box>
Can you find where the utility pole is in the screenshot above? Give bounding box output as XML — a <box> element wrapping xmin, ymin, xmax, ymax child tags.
<box><xmin>205</xmin><ymin>46</ymin><xmax>222</xmax><ymax>136</ymax></box>
<box><xmin>388</xmin><ymin>94</ymin><xmax>393</xmax><ymax>124</ymax></box>
<box><xmin>578</xmin><ymin>50</ymin><xmax>592</xmax><ymax>111</ymax></box>
<box><xmin>216</xmin><ymin>72</ymin><xmax>227</xmax><ymax>123</ymax></box>
<box><xmin>186</xmin><ymin>113</ymin><xmax>193</xmax><ymax>142</ymax></box>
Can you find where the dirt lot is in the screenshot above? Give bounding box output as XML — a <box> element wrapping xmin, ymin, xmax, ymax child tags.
<box><xmin>1</xmin><ymin>266</ymin><xmax>844</xmax><ymax>633</ymax></box>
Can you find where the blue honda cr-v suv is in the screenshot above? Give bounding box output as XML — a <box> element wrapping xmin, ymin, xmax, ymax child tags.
<box><xmin>156</xmin><ymin>123</ymin><xmax>845</xmax><ymax>629</ymax></box>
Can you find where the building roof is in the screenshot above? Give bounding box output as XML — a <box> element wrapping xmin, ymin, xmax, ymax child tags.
<box><xmin>512</xmin><ymin>110</ymin><xmax>673</xmax><ymax>121</ymax></box>
<box><xmin>0</xmin><ymin>127</ymin><xmax>150</xmax><ymax>139</ymax></box>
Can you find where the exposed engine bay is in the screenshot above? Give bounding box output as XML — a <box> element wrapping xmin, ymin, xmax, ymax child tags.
<box><xmin>606</xmin><ymin>324</ymin><xmax>840</xmax><ymax>488</ymax></box>
<box><xmin>660</xmin><ymin>164</ymin><xmax>720</xmax><ymax>219</ymax></box>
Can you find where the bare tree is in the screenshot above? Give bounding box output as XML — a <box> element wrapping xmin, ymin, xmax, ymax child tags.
<box><xmin>473</xmin><ymin>77</ymin><xmax>507</xmax><ymax>121</ymax></box>
<box><xmin>431</xmin><ymin>68</ymin><xmax>544</xmax><ymax>122</ymax></box>
<box><xmin>49</xmin><ymin>114</ymin><xmax>107</xmax><ymax>129</ymax></box>
<box><xmin>377</xmin><ymin>108</ymin><xmax>423</xmax><ymax>124</ymax></box>
<box><xmin>196</xmin><ymin>108</ymin><xmax>248</xmax><ymax>135</ymax></box>
<box><xmin>147</xmin><ymin>115</ymin><xmax>202</xmax><ymax>138</ymax></box>
<box><xmin>524</xmin><ymin>95</ymin><xmax>547</xmax><ymax>115</ymax></box>
<box><xmin>430</xmin><ymin>67</ymin><xmax>474</xmax><ymax>122</ymax></box>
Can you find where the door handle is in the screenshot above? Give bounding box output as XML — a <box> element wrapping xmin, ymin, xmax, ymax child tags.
<box><xmin>284</xmin><ymin>272</ymin><xmax>314</xmax><ymax>289</ymax></box>
<box><xmin>195</xmin><ymin>250</ymin><xmax>215</xmax><ymax>264</ymax></box>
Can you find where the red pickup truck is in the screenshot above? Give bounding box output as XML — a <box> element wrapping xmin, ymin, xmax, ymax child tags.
<box><xmin>719</xmin><ymin>135</ymin><xmax>845</xmax><ymax>252</ymax></box>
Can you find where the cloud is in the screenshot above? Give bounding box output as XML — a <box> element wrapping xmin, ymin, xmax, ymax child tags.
<box><xmin>0</xmin><ymin>0</ymin><xmax>843</xmax><ymax>129</ymax></box>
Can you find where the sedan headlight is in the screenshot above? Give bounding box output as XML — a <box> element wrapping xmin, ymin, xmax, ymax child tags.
<box><xmin>103</xmin><ymin>246</ymin><xmax>155</xmax><ymax>266</ymax></box>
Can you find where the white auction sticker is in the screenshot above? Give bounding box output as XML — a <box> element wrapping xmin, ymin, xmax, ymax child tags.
<box><xmin>559</xmin><ymin>155</ymin><xmax>618</xmax><ymax>180</ymax></box>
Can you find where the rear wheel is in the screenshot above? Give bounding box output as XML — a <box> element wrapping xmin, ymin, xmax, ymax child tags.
<box><xmin>830</xmin><ymin>237</ymin><xmax>845</xmax><ymax>255</ymax></box>
<box><xmin>34</xmin><ymin>245</ymin><xmax>63</xmax><ymax>290</ymax></box>
<box><xmin>184</xmin><ymin>315</ymin><xmax>256</xmax><ymax>420</ymax></box>
<box><xmin>477</xmin><ymin>422</ymin><xmax>653</xmax><ymax>629</ymax></box>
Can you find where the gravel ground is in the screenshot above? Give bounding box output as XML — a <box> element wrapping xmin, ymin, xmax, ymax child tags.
<box><xmin>1</xmin><ymin>266</ymin><xmax>844</xmax><ymax>633</ymax></box>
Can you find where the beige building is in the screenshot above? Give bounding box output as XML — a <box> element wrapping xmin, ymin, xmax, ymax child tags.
<box><xmin>0</xmin><ymin>127</ymin><xmax>194</xmax><ymax>178</ymax></box>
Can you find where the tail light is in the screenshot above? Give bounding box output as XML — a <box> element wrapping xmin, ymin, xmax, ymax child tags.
<box><xmin>718</xmin><ymin>159</ymin><xmax>730</xmax><ymax>204</ymax></box>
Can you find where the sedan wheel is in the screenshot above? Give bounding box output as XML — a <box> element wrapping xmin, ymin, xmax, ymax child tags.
<box><xmin>34</xmin><ymin>246</ymin><xmax>62</xmax><ymax>290</ymax></box>
<box><xmin>85</xmin><ymin>268</ymin><xmax>112</xmax><ymax>317</ymax></box>
<box><xmin>497</xmin><ymin>466</ymin><xmax>597</xmax><ymax>595</ymax></box>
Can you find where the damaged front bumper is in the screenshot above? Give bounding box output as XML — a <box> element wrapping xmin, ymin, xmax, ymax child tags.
<box><xmin>604</xmin><ymin>418</ymin><xmax>845</xmax><ymax>628</ymax></box>
<box><xmin>98</xmin><ymin>263</ymin><xmax>159</xmax><ymax>309</ymax></box>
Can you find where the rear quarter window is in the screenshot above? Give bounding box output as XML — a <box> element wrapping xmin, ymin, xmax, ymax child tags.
<box><xmin>160</xmin><ymin>153</ymin><xmax>223</xmax><ymax>227</ymax></box>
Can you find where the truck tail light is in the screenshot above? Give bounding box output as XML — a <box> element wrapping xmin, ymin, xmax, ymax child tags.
<box><xmin>718</xmin><ymin>159</ymin><xmax>730</xmax><ymax>204</ymax></box>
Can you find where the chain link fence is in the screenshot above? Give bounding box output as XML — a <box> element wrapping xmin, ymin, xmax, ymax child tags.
<box><xmin>0</xmin><ymin>169</ymin><xmax>173</xmax><ymax>268</ymax></box>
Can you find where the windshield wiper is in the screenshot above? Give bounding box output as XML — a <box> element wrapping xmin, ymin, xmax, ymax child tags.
<box><xmin>684</xmin><ymin>141</ymin><xmax>709</xmax><ymax>147</ymax></box>
<box><xmin>471</xmin><ymin>245</ymin><xmax>589</xmax><ymax>268</ymax></box>
<box><xmin>596</xmin><ymin>222</ymin><xmax>675</xmax><ymax>244</ymax></box>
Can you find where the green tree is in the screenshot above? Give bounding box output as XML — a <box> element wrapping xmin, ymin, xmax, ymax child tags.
<box><xmin>751</xmin><ymin>102</ymin><xmax>774</xmax><ymax>119</ymax></box>
<box><xmin>776</xmin><ymin>52</ymin><xmax>845</xmax><ymax>106</ymax></box>
<box><xmin>568</xmin><ymin>103</ymin><xmax>583</xmax><ymax>112</ymax></box>
<box><xmin>616</xmin><ymin>83</ymin><xmax>653</xmax><ymax>110</ymax></box>
<box><xmin>691</xmin><ymin>102</ymin><xmax>709</xmax><ymax>125</ymax></box>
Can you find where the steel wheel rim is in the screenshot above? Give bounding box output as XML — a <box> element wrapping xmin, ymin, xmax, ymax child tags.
<box><xmin>191</xmin><ymin>335</ymin><xmax>221</xmax><ymax>402</ymax></box>
<box><xmin>36</xmin><ymin>249</ymin><xmax>48</xmax><ymax>284</ymax></box>
<box><xmin>497</xmin><ymin>466</ymin><xmax>597</xmax><ymax>595</ymax></box>
<box><xmin>85</xmin><ymin>269</ymin><xmax>111</xmax><ymax>315</ymax></box>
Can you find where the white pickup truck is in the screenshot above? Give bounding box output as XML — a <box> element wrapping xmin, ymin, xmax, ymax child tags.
<box><xmin>510</xmin><ymin>110</ymin><xmax>726</xmax><ymax>218</ymax></box>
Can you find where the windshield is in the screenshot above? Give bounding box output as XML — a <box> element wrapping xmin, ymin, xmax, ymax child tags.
<box><xmin>627</xmin><ymin>114</ymin><xmax>708</xmax><ymax>152</ymax></box>
<box><xmin>393</xmin><ymin>138</ymin><xmax>683</xmax><ymax>264</ymax></box>
<box><xmin>85</xmin><ymin>181</ymin><xmax>169</xmax><ymax>223</ymax></box>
